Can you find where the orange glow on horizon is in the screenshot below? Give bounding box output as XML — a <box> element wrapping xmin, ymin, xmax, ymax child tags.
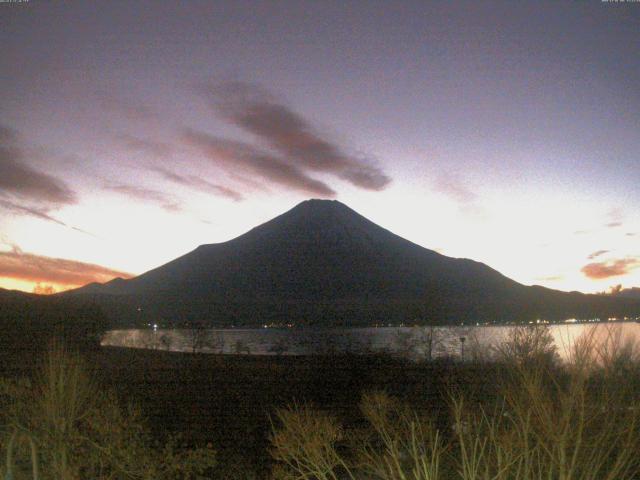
<box><xmin>0</xmin><ymin>277</ymin><xmax>81</xmax><ymax>294</ymax></box>
<box><xmin>0</xmin><ymin>275</ymin><xmax>127</xmax><ymax>295</ymax></box>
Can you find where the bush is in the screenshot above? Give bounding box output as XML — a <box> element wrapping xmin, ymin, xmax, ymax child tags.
<box><xmin>269</xmin><ymin>331</ymin><xmax>640</xmax><ymax>480</ymax></box>
<box><xmin>493</xmin><ymin>324</ymin><xmax>559</xmax><ymax>368</ymax></box>
<box><xmin>0</xmin><ymin>342</ymin><xmax>216</xmax><ymax>479</ymax></box>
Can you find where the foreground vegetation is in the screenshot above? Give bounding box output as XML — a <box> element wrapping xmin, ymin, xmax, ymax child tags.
<box><xmin>2</xmin><ymin>326</ymin><xmax>640</xmax><ymax>479</ymax></box>
<box><xmin>0</xmin><ymin>343</ymin><xmax>216</xmax><ymax>479</ymax></box>
<box><xmin>270</xmin><ymin>328</ymin><xmax>640</xmax><ymax>479</ymax></box>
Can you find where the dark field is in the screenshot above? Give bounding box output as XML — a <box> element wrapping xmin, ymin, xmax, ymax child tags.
<box><xmin>89</xmin><ymin>348</ymin><xmax>499</xmax><ymax>476</ymax></box>
<box><xmin>4</xmin><ymin>330</ymin><xmax>639</xmax><ymax>479</ymax></box>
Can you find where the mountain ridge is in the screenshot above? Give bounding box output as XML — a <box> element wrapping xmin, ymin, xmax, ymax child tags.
<box><xmin>66</xmin><ymin>199</ymin><xmax>640</xmax><ymax>327</ymax></box>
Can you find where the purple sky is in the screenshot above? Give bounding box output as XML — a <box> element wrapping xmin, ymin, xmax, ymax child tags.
<box><xmin>1</xmin><ymin>0</ymin><xmax>639</xmax><ymax>293</ymax></box>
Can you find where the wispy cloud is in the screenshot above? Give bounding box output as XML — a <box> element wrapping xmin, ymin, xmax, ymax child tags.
<box><xmin>99</xmin><ymin>96</ymin><xmax>159</xmax><ymax>122</ymax></box>
<box><xmin>153</xmin><ymin>167</ymin><xmax>244</xmax><ymax>201</ymax></box>
<box><xmin>104</xmin><ymin>184</ymin><xmax>183</xmax><ymax>212</ymax></box>
<box><xmin>0</xmin><ymin>245</ymin><xmax>132</xmax><ymax>287</ymax></box>
<box><xmin>0</xmin><ymin>199</ymin><xmax>67</xmax><ymax>227</ymax></box>
<box><xmin>0</xmin><ymin>199</ymin><xmax>92</xmax><ymax>235</ymax></box>
<box><xmin>116</xmin><ymin>134</ymin><xmax>175</xmax><ymax>158</ymax></box>
<box><xmin>587</xmin><ymin>249</ymin><xmax>609</xmax><ymax>260</ymax></box>
<box><xmin>581</xmin><ymin>258</ymin><xmax>640</xmax><ymax>280</ymax></box>
<box><xmin>199</xmin><ymin>81</ymin><xmax>391</xmax><ymax>192</ymax></box>
<box><xmin>605</xmin><ymin>207</ymin><xmax>624</xmax><ymax>228</ymax></box>
<box><xmin>434</xmin><ymin>175</ymin><xmax>478</xmax><ymax>204</ymax></box>
<box><xmin>536</xmin><ymin>275</ymin><xmax>564</xmax><ymax>282</ymax></box>
<box><xmin>0</xmin><ymin>125</ymin><xmax>76</xmax><ymax>206</ymax></box>
<box><xmin>183</xmin><ymin>129</ymin><xmax>336</xmax><ymax>197</ymax></box>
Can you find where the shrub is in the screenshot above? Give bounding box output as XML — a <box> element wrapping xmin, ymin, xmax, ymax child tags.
<box><xmin>269</xmin><ymin>332</ymin><xmax>640</xmax><ymax>480</ymax></box>
<box><xmin>0</xmin><ymin>342</ymin><xmax>216</xmax><ymax>479</ymax></box>
<box><xmin>493</xmin><ymin>324</ymin><xmax>559</xmax><ymax>369</ymax></box>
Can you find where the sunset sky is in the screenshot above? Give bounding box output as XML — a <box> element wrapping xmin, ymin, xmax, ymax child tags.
<box><xmin>1</xmin><ymin>0</ymin><xmax>639</xmax><ymax>295</ymax></box>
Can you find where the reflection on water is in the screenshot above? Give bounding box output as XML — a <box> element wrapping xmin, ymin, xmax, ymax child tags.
<box><xmin>102</xmin><ymin>322</ymin><xmax>640</xmax><ymax>361</ymax></box>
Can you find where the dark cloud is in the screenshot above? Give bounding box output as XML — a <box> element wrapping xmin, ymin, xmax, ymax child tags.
<box><xmin>105</xmin><ymin>184</ymin><xmax>183</xmax><ymax>212</ymax></box>
<box><xmin>0</xmin><ymin>199</ymin><xmax>92</xmax><ymax>235</ymax></box>
<box><xmin>116</xmin><ymin>134</ymin><xmax>175</xmax><ymax>158</ymax></box>
<box><xmin>182</xmin><ymin>129</ymin><xmax>336</xmax><ymax>197</ymax></box>
<box><xmin>0</xmin><ymin>245</ymin><xmax>132</xmax><ymax>287</ymax></box>
<box><xmin>587</xmin><ymin>249</ymin><xmax>609</xmax><ymax>260</ymax></box>
<box><xmin>203</xmin><ymin>81</ymin><xmax>391</xmax><ymax>191</ymax></box>
<box><xmin>0</xmin><ymin>125</ymin><xmax>14</xmax><ymax>143</ymax></box>
<box><xmin>581</xmin><ymin>258</ymin><xmax>640</xmax><ymax>280</ymax></box>
<box><xmin>153</xmin><ymin>167</ymin><xmax>244</xmax><ymax>202</ymax></box>
<box><xmin>0</xmin><ymin>125</ymin><xmax>76</xmax><ymax>206</ymax></box>
<box><xmin>0</xmin><ymin>199</ymin><xmax>68</xmax><ymax>227</ymax></box>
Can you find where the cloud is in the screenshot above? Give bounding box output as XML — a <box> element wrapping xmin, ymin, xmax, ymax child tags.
<box><xmin>99</xmin><ymin>96</ymin><xmax>159</xmax><ymax>122</ymax></box>
<box><xmin>0</xmin><ymin>125</ymin><xmax>76</xmax><ymax>206</ymax></box>
<box><xmin>581</xmin><ymin>258</ymin><xmax>640</xmax><ymax>280</ymax></box>
<box><xmin>153</xmin><ymin>167</ymin><xmax>244</xmax><ymax>201</ymax></box>
<box><xmin>605</xmin><ymin>207</ymin><xmax>624</xmax><ymax>228</ymax></box>
<box><xmin>0</xmin><ymin>198</ymin><xmax>92</xmax><ymax>235</ymax></box>
<box><xmin>536</xmin><ymin>275</ymin><xmax>564</xmax><ymax>282</ymax></box>
<box><xmin>182</xmin><ymin>129</ymin><xmax>336</xmax><ymax>197</ymax></box>
<box><xmin>587</xmin><ymin>249</ymin><xmax>609</xmax><ymax>260</ymax></box>
<box><xmin>0</xmin><ymin>199</ymin><xmax>68</xmax><ymax>227</ymax></box>
<box><xmin>116</xmin><ymin>134</ymin><xmax>175</xmax><ymax>158</ymax></box>
<box><xmin>434</xmin><ymin>175</ymin><xmax>478</xmax><ymax>204</ymax></box>
<box><xmin>202</xmin><ymin>81</ymin><xmax>391</xmax><ymax>191</ymax></box>
<box><xmin>0</xmin><ymin>246</ymin><xmax>132</xmax><ymax>287</ymax></box>
<box><xmin>105</xmin><ymin>184</ymin><xmax>183</xmax><ymax>212</ymax></box>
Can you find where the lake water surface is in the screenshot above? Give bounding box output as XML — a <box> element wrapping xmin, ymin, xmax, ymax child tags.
<box><xmin>102</xmin><ymin>322</ymin><xmax>640</xmax><ymax>361</ymax></box>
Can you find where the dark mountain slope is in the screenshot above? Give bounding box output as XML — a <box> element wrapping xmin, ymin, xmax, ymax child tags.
<box><xmin>619</xmin><ymin>288</ymin><xmax>640</xmax><ymax>299</ymax></box>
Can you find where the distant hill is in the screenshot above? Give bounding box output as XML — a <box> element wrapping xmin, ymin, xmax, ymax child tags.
<box><xmin>619</xmin><ymin>288</ymin><xmax>640</xmax><ymax>299</ymax></box>
<box><xmin>67</xmin><ymin>199</ymin><xmax>640</xmax><ymax>327</ymax></box>
<box><xmin>0</xmin><ymin>287</ymin><xmax>108</xmax><ymax>360</ymax></box>
<box><xmin>0</xmin><ymin>287</ymin><xmax>35</xmax><ymax>300</ymax></box>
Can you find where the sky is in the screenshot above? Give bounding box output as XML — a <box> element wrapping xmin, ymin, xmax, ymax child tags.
<box><xmin>0</xmin><ymin>0</ymin><xmax>639</xmax><ymax>295</ymax></box>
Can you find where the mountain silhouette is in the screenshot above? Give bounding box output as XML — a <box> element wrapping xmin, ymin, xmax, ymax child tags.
<box><xmin>619</xmin><ymin>288</ymin><xmax>640</xmax><ymax>299</ymax></box>
<box><xmin>68</xmin><ymin>199</ymin><xmax>640</xmax><ymax>327</ymax></box>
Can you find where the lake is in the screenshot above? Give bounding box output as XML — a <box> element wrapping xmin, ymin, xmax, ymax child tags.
<box><xmin>102</xmin><ymin>321</ymin><xmax>640</xmax><ymax>361</ymax></box>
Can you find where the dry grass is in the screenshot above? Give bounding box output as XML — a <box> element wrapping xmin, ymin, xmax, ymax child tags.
<box><xmin>269</xmin><ymin>325</ymin><xmax>640</xmax><ymax>480</ymax></box>
<box><xmin>0</xmin><ymin>341</ymin><xmax>216</xmax><ymax>480</ymax></box>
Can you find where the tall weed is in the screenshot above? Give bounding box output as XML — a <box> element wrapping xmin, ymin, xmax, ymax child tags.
<box><xmin>0</xmin><ymin>342</ymin><xmax>216</xmax><ymax>480</ymax></box>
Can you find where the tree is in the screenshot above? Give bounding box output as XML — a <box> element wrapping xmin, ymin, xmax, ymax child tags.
<box><xmin>495</xmin><ymin>324</ymin><xmax>559</xmax><ymax>368</ymax></box>
<box><xmin>268</xmin><ymin>337</ymin><xmax>290</xmax><ymax>356</ymax></box>
<box><xmin>159</xmin><ymin>333</ymin><xmax>173</xmax><ymax>351</ymax></box>
<box><xmin>233</xmin><ymin>339</ymin><xmax>251</xmax><ymax>355</ymax></box>
<box><xmin>394</xmin><ymin>325</ymin><xmax>460</xmax><ymax>362</ymax></box>
<box><xmin>185</xmin><ymin>321</ymin><xmax>223</xmax><ymax>354</ymax></box>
